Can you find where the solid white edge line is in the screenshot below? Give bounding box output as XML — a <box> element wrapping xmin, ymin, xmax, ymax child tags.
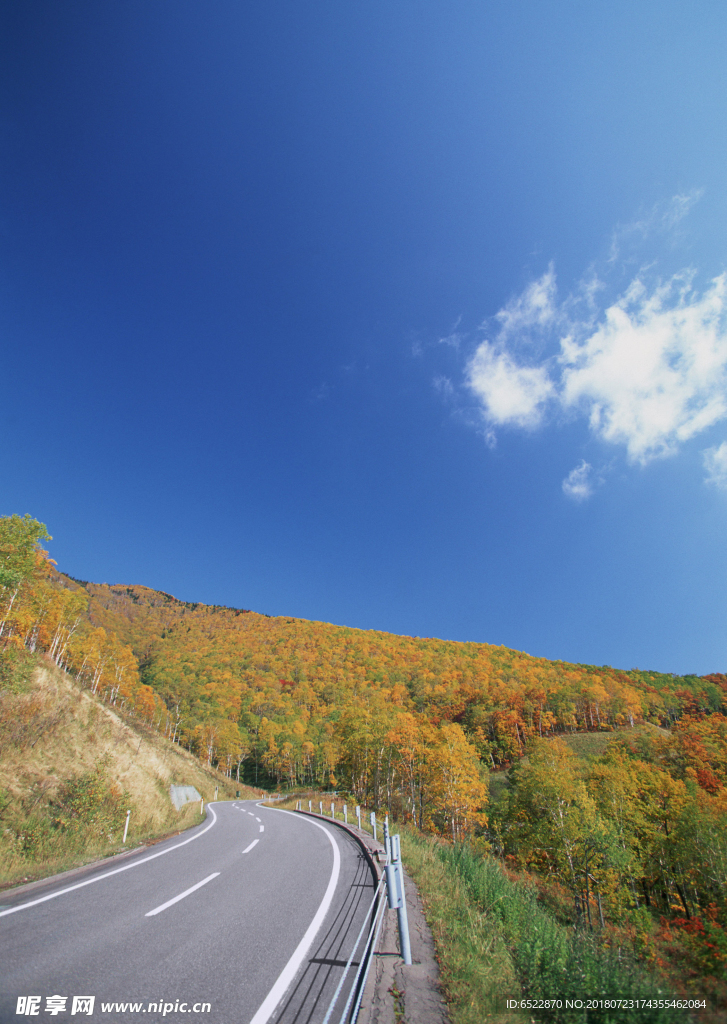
<box><xmin>248</xmin><ymin>806</ymin><xmax>341</xmax><ymax>1024</ymax></box>
<box><xmin>0</xmin><ymin>805</ymin><xmax>220</xmax><ymax>919</ymax></box>
<box><xmin>242</xmin><ymin>839</ymin><xmax>259</xmax><ymax>853</ymax></box>
<box><xmin>145</xmin><ymin>872</ymin><xmax>220</xmax><ymax>917</ymax></box>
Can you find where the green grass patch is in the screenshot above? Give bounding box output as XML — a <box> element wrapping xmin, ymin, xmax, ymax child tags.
<box><xmin>553</xmin><ymin>724</ymin><xmax>668</xmax><ymax>761</ymax></box>
<box><xmin>488</xmin><ymin>771</ymin><xmax>509</xmax><ymax>803</ymax></box>
<box><xmin>400</xmin><ymin>828</ymin><xmax>525</xmax><ymax>1024</ymax></box>
<box><xmin>402</xmin><ymin>834</ymin><xmax>685</xmax><ymax>1024</ymax></box>
<box><xmin>0</xmin><ymin>647</ymin><xmax>37</xmax><ymax>694</ymax></box>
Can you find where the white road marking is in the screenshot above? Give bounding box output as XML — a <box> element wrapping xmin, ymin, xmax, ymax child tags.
<box><xmin>259</xmin><ymin>825</ymin><xmax>264</xmax><ymax>832</ymax></box>
<box><xmin>248</xmin><ymin>807</ymin><xmax>341</xmax><ymax>1024</ymax></box>
<box><xmin>145</xmin><ymin>872</ymin><xmax>220</xmax><ymax>917</ymax></box>
<box><xmin>0</xmin><ymin>805</ymin><xmax>220</xmax><ymax>919</ymax></box>
<box><xmin>242</xmin><ymin>840</ymin><xmax>259</xmax><ymax>853</ymax></box>
<box><xmin>255</xmin><ymin>816</ymin><xmax>261</xmax><ymax>822</ymax></box>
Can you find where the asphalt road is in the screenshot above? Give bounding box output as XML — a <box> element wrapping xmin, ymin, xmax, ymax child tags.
<box><xmin>0</xmin><ymin>801</ymin><xmax>379</xmax><ymax>1024</ymax></box>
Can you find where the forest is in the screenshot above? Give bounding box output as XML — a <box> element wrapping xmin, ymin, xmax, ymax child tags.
<box><xmin>1</xmin><ymin>513</ymin><xmax>725</xmax><ymax>995</ymax></box>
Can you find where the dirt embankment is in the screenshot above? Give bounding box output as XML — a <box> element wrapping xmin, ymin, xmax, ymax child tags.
<box><xmin>0</xmin><ymin>659</ymin><xmax>258</xmax><ymax>887</ymax></box>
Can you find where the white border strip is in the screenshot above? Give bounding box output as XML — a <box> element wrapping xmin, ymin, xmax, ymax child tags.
<box><xmin>0</xmin><ymin>805</ymin><xmax>219</xmax><ymax>918</ymax></box>
<box><xmin>248</xmin><ymin>806</ymin><xmax>341</xmax><ymax>1024</ymax></box>
<box><xmin>145</xmin><ymin>872</ymin><xmax>219</xmax><ymax>917</ymax></box>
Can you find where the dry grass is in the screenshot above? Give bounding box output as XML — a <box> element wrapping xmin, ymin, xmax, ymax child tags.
<box><xmin>0</xmin><ymin>660</ymin><xmax>259</xmax><ymax>888</ymax></box>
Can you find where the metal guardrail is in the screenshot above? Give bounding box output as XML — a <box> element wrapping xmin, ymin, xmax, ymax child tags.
<box><xmin>321</xmin><ymin>874</ymin><xmax>386</xmax><ymax>1024</ymax></box>
<box><xmin>289</xmin><ymin>802</ymin><xmax>412</xmax><ymax>1023</ymax></box>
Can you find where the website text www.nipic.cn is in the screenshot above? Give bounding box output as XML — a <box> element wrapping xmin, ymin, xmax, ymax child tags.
<box><xmin>15</xmin><ymin>996</ymin><xmax>212</xmax><ymax>1016</ymax></box>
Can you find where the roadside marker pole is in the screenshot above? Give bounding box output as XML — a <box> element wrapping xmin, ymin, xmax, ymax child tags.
<box><xmin>331</xmin><ymin>801</ymin><xmax>335</xmax><ymax>819</ymax></box>
<box><xmin>122</xmin><ymin>810</ymin><xmax>131</xmax><ymax>844</ymax></box>
<box><xmin>200</xmin><ymin>799</ymin><xmax>204</xmax><ymax>815</ymax></box>
<box><xmin>319</xmin><ymin>801</ymin><xmax>323</xmax><ymax>815</ymax></box>
<box><xmin>309</xmin><ymin>800</ymin><xmax>312</xmax><ymax>812</ymax></box>
<box><xmin>214</xmin><ymin>786</ymin><xmax>218</xmax><ymax>801</ymax></box>
<box><xmin>356</xmin><ymin>806</ymin><xmax>361</xmax><ymax>830</ymax></box>
<box><xmin>370</xmin><ymin>811</ymin><xmax>377</xmax><ymax>842</ymax></box>
<box><xmin>343</xmin><ymin>804</ymin><xmax>348</xmax><ymax>824</ymax></box>
<box><xmin>393</xmin><ymin>835</ymin><xmax>409</xmax><ymax>962</ymax></box>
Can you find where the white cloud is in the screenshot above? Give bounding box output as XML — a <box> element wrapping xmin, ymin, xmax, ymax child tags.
<box><xmin>466</xmin><ymin>341</ymin><xmax>554</xmax><ymax>428</ymax></box>
<box><xmin>439</xmin><ymin>315</ymin><xmax>463</xmax><ymax>350</ymax></box>
<box><xmin>562</xmin><ymin>460</ymin><xmax>594</xmax><ymax>501</ymax></box>
<box><xmin>607</xmin><ymin>192</ymin><xmax>703</xmax><ymax>262</ymax></box>
<box><xmin>433</xmin><ymin>375</ymin><xmax>455</xmax><ymax>399</ymax></box>
<box><xmin>662</xmin><ymin>190</ymin><xmax>703</xmax><ymax>229</ymax></box>
<box><xmin>703</xmin><ymin>442</ymin><xmax>727</xmax><ymax>489</ymax></box>
<box><xmin>464</xmin><ymin>265</ymin><xmax>727</xmax><ymax>474</ymax></box>
<box><xmin>560</xmin><ymin>273</ymin><xmax>727</xmax><ymax>463</ymax></box>
<box><xmin>434</xmin><ymin>196</ymin><xmax>727</xmax><ymax>494</ymax></box>
<box><xmin>491</xmin><ymin>264</ymin><xmax>557</xmax><ymax>341</ymax></box>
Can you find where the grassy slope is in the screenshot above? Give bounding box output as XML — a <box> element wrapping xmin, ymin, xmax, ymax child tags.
<box><xmin>556</xmin><ymin>723</ymin><xmax>670</xmax><ymax>760</ymax></box>
<box><xmin>0</xmin><ymin>658</ymin><xmax>259</xmax><ymax>888</ymax></box>
<box><xmin>400</xmin><ymin>831</ymin><xmax>687</xmax><ymax>1024</ymax></box>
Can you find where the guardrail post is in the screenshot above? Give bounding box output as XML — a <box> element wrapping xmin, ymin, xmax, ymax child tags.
<box><xmin>391</xmin><ymin>834</ymin><xmax>412</xmax><ymax>965</ymax></box>
<box><xmin>122</xmin><ymin>809</ymin><xmax>131</xmax><ymax>844</ymax></box>
<box><xmin>343</xmin><ymin>804</ymin><xmax>347</xmax><ymax>824</ymax></box>
<box><xmin>356</xmin><ymin>805</ymin><xmax>361</xmax><ymax>830</ymax></box>
<box><xmin>370</xmin><ymin>811</ymin><xmax>377</xmax><ymax>842</ymax></box>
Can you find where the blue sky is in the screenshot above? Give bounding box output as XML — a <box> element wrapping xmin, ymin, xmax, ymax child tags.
<box><xmin>2</xmin><ymin>1</ymin><xmax>727</xmax><ymax>674</ymax></box>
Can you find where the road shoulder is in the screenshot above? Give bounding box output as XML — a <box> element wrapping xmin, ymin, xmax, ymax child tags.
<box><xmin>358</xmin><ymin>861</ymin><xmax>450</xmax><ymax>1024</ymax></box>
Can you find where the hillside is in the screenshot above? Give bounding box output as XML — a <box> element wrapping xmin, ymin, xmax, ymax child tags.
<box><xmin>75</xmin><ymin>577</ymin><xmax>726</xmax><ymax>781</ymax></box>
<box><xmin>0</xmin><ymin>655</ymin><xmax>254</xmax><ymax>888</ymax></box>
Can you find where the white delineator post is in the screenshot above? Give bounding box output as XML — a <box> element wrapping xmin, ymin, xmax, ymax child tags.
<box><xmin>370</xmin><ymin>811</ymin><xmax>377</xmax><ymax>842</ymax></box>
<box><xmin>331</xmin><ymin>801</ymin><xmax>335</xmax><ymax>818</ymax></box>
<box><xmin>319</xmin><ymin>800</ymin><xmax>323</xmax><ymax>815</ymax></box>
<box><xmin>385</xmin><ymin>834</ymin><xmax>412</xmax><ymax>966</ymax></box>
<box><xmin>356</xmin><ymin>805</ymin><xmax>361</xmax><ymax>830</ymax></box>
<box><xmin>309</xmin><ymin>800</ymin><xmax>312</xmax><ymax>812</ymax></box>
<box><xmin>200</xmin><ymin>799</ymin><xmax>204</xmax><ymax>815</ymax></box>
<box><xmin>122</xmin><ymin>809</ymin><xmax>131</xmax><ymax>844</ymax></box>
<box><xmin>343</xmin><ymin>804</ymin><xmax>348</xmax><ymax>824</ymax></box>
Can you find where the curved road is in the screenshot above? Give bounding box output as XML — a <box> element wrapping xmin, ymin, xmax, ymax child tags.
<box><xmin>0</xmin><ymin>801</ymin><xmax>378</xmax><ymax>1024</ymax></box>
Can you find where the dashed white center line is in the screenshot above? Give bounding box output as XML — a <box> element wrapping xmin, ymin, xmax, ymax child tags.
<box><xmin>145</xmin><ymin>872</ymin><xmax>220</xmax><ymax>917</ymax></box>
<box><xmin>255</xmin><ymin>817</ymin><xmax>261</xmax><ymax>822</ymax></box>
<box><xmin>259</xmin><ymin>825</ymin><xmax>264</xmax><ymax>833</ymax></box>
<box><xmin>242</xmin><ymin>840</ymin><xmax>259</xmax><ymax>854</ymax></box>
